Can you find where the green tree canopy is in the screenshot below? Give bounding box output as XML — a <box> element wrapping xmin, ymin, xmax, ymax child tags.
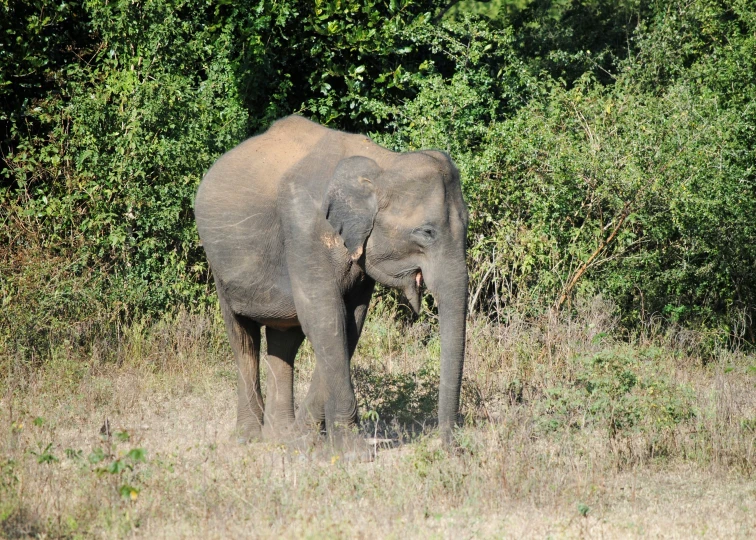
<box><xmin>2</xmin><ymin>0</ymin><xmax>755</xmax><ymax>350</ymax></box>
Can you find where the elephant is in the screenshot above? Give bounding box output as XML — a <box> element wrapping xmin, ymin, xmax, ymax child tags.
<box><xmin>194</xmin><ymin>115</ymin><xmax>468</xmax><ymax>446</ymax></box>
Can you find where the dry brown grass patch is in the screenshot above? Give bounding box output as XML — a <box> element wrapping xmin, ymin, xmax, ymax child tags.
<box><xmin>2</xmin><ymin>301</ymin><xmax>755</xmax><ymax>537</ymax></box>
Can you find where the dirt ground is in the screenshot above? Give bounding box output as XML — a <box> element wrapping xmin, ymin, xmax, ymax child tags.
<box><xmin>2</xmin><ymin>309</ymin><xmax>755</xmax><ymax>538</ymax></box>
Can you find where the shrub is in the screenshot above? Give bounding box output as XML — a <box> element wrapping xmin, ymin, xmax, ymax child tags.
<box><xmin>537</xmin><ymin>346</ymin><xmax>696</xmax><ymax>437</ymax></box>
<box><xmin>2</xmin><ymin>0</ymin><xmax>756</xmax><ymax>345</ymax></box>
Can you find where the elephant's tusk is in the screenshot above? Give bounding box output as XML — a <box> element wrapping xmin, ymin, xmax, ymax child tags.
<box><xmin>416</xmin><ymin>271</ymin><xmax>423</xmax><ymax>288</ymax></box>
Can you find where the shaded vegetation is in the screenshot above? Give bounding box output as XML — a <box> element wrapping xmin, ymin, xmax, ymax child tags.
<box><xmin>2</xmin><ymin>0</ymin><xmax>756</xmax><ymax>350</ymax></box>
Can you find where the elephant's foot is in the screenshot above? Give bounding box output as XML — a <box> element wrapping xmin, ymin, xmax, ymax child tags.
<box><xmin>278</xmin><ymin>427</ymin><xmax>376</xmax><ymax>463</ymax></box>
<box><xmin>234</xmin><ymin>414</ymin><xmax>263</xmax><ymax>444</ymax></box>
<box><xmin>233</xmin><ymin>429</ymin><xmax>262</xmax><ymax>444</ymax></box>
<box><xmin>324</xmin><ymin>397</ymin><xmax>359</xmax><ymax>446</ymax></box>
<box><xmin>262</xmin><ymin>412</ymin><xmax>297</xmax><ymax>442</ymax></box>
<box><xmin>294</xmin><ymin>401</ymin><xmax>326</xmax><ymax>433</ymax></box>
<box><xmin>324</xmin><ymin>427</ymin><xmax>380</xmax><ymax>463</ymax></box>
<box><xmin>294</xmin><ymin>397</ymin><xmax>364</xmax><ymax>454</ymax></box>
<box><xmin>271</xmin><ymin>424</ymin><xmax>393</xmax><ymax>463</ymax></box>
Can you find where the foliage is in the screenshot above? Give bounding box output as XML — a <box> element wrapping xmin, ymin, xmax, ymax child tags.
<box><xmin>379</xmin><ymin>1</ymin><xmax>756</xmax><ymax>335</ymax></box>
<box><xmin>230</xmin><ymin>0</ymin><xmax>448</xmax><ymax>131</ymax></box>
<box><xmin>537</xmin><ymin>346</ymin><xmax>696</xmax><ymax>437</ymax></box>
<box><xmin>2</xmin><ymin>0</ymin><xmax>756</xmax><ymax>350</ymax></box>
<box><xmin>354</xmin><ymin>364</ymin><xmax>439</xmax><ymax>426</ymax></box>
<box><xmin>4</xmin><ymin>1</ymin><xmax>249</xmax><ymax>314</ymax></box>
<box><xmin>0</xmin><ymin>0</ymin><xmax>93</xmax><ymax>150</ymax></box>
<box><xmin>352</xmin><ymin>308</ymin><xmax>441</xmax><ymax>426</ymax></box>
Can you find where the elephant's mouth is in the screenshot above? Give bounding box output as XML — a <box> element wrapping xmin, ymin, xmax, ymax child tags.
<box><xmin>365</xmin><ymin>258</ymin><xmax>424</xmax><ymax>313</ymax></box>
<box><xmin>403</xmin><ymin>270</ymin><xmax>423</xmax><ymax>314</ymax></box>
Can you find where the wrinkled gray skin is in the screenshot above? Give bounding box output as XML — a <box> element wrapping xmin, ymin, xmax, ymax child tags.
<box><xmin>195</xmin><ymin>115</ymin><xmax>468</xmax><ymax>445</ymax></box>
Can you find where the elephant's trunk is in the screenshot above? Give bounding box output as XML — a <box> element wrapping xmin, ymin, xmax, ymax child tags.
<box><xmin>426</xmin><ymin>256</ymin><xmax>468</xmax><ymax>443</ymax></box>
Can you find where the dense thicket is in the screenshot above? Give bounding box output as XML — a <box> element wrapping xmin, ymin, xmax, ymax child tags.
<box><xmin>2</xmin><ymin>0</ymin><xmax>755</xmax><ymax>352</ymax></box>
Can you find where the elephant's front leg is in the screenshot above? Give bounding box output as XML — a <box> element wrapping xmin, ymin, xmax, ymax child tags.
<box><xmin>300</xmin><ymin>307</ymin><xmax>358</xmax><ymax>441</ymax></box>
<box><xmin>288</xmin><ymin>278</ymin><xmax>358</xmax><ymax>445</ymax></box>
<box><xmin>296</xmin><ymin>278</ymin><xmax>374</xmax><ymax>436</ymax></box>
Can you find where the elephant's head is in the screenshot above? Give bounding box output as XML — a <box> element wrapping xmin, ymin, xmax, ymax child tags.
<box><xmin>323</xmin><ymin>151</ymin><xmax>468</xmax><ymax>441</ymax></box>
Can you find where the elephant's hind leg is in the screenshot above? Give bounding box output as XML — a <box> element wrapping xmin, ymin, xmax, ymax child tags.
<box><xmin>219</xmin><ymin>294</ymin><xmax>264</xmax><ymax>443</ymax></box>
<box><xmin>263</xmin><ymin>326</ymin><xmax>305</xmax><ymax>440</ymax></box>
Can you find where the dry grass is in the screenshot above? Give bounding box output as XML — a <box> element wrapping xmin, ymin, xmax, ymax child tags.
<box><xmin>2</xmin><ymin>299</ymin><xmax>756</xmax><ymax>538</ymax></box>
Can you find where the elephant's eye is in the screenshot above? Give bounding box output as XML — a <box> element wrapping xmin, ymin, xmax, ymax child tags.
<box><xmin>411</xmin><ymin>225</ymin><xmax>437</xmax><ymax>247</ymax></box>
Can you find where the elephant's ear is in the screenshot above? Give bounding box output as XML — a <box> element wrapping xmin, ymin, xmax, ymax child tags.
<box><xmin>322</xmin><ymin>156</ymin><xmax>379</xmax><ymax>260</ymax></box>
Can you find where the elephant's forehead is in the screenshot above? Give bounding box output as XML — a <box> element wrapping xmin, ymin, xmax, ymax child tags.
<box><xmin>386</xmin><ymin>181</ymin><xmax>445</xmax><ymax>220</ymax></box>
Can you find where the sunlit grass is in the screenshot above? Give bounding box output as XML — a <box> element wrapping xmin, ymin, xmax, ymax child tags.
<box><xmin>1</xmin><ymin>300</ymin><xmax>755</xmax><ymax>537</ymax></box>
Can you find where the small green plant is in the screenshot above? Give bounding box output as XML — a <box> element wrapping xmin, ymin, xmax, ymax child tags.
<box><xmin>30</xmin><ymin>443</ymin><xmax>58</xmax><ymax>464</ymax></box>
<box><xmin>0</xmin><ymin>459</ymin><xmax>20</xmax><ymax>532</ymax></box>
<box><xmin>80</xmin><ymin>431</ymin><xmax>148</xmax><ymax>503</ymax></box>
<box><xmin>537</xmin><ymin>346</ymin><xmax>695</xmax><ymax>438</ymax></box>
<box><xmin>578</xmin><ymin>503</ymin><xmax>590</xmax><ymax>517</ymax></box>
<box><xmin>64</xmin><ymin>448</ymin><xmax>83</xmax><ymax>460</ymax></box>
<box><xmin>409</xmin><ymin>438</ymin><xmax>446</xmax><ymax>479</ymax></box>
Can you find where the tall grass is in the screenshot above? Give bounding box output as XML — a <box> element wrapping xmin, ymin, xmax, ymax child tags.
<box><xmin>1</xmin><ymin>298</ymin><xmax>754</xmax><ymax>537</ymax></box>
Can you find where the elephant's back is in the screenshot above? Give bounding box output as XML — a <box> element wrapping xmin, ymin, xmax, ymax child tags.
<box><xmin>195</xmin><ymin>116</ymin><xmax>331</xmax><ymax>234</ymax></box>
<box><xmin>197</xmin><ymin>116</ymin><xmax>328</xmax><ymax>207</ymax></box>
<box><xmin>193</xmin><ymin>116</ymin><xmax>331</xmax><ymax>318</ymax></box>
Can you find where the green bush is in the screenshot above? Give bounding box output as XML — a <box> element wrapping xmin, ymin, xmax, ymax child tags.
<box><xmin>537</xmin><ymin>346</ymin><xmax>695</xmax><ymax>436</ymax></box>
<box><xmin>378</xmin><ymin>2</ymin><xmax>756</xmax><ymax>334</ymax></box>
<box><xmin>2</xmin><ymin>0</ymin><xmax>756</xmax><ymax>349</ymax></box>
